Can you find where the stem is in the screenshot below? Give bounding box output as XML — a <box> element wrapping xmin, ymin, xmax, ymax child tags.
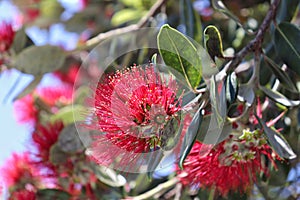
<box><xmin>126</xmin><ymin>177</ymin><xmax>179</xmax><ymax>200</ymax></box>
<box><xmin>227</xmin><ymin>0</ymin><xmax>281</xmax><ymax>71</ymax></box>
<box><xmin>70</xmin><ymin>0</ymin><xmax>167</xmax><ymax>53</ymax></box>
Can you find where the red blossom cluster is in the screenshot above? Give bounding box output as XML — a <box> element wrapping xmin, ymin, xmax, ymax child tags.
<box><xmin>177</xmin><ymin>99</ymin><xmax>284</xmax><ymax>197</ymax></box>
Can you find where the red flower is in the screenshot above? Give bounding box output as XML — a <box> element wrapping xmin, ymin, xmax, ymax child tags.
<box><xmin>53</xmin><ymin>64</ymin><xmax>80</xmax><ymax>85</ymax></box>
<box><xmin>90</xmin><ymin>65</ymin><xmax>182</xmax><ymax>170</ymax></box>
<box><xmin>13</xmin><ymin>94</ymin><xmax>38</xmax><ymax>126</ymax></box>
<box><xmin>0</xmin><ymin>152</ymin><xmax>39</xmax><ymax>188</ymax></box>
<box><xmin>177</xmin><ymin>129</ymin><xmax>280</xmax><ymax>197</ymax></box>
<box><xmin>9</xmin><ymin>190</ymin><xmax>36</xmax><ymax>200</ymax></box>
<box><xmin>31</xmin><ymin>121</ymin><xmax>64</xmax><ymax>165</ymax></box>
<box><xmin>0</xmin><ymin>22</ymin><xmax>15</xmax><ymax>52</ymax></box>
<box><xmin>36</xmin><ymin>84</ymin><xmax>73</xmax><ymax>107</ymax></box>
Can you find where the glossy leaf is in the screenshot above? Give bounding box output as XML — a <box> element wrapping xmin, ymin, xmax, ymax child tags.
<box><xmin>57</xmin><ymin>124</ymin><xmax>85</xmax><ymax>154</ymax></box>
<box><xmin>260</xmin><ymin>86</ymin><xmax>300</xmax><ymax>107</ymax></box>
<box><xmin>179</xmin><ymin>108</ymin><xmax>202</xmax><ymax>169</ymax></box>
<box><xmin>256</xmin><ymin>116</ymin><xmax>297</xmax><ymax>159</ymax></box>
<box><xmin>274</xmin><ymin>22</ymin><xmax>300</xmax><ymax>75</ymax></box>
<box><xmin>36</xmin><ymin>189</ymin><xmax>71</xmax><ymax>200</ymax></box>
<box><xmin>225</xmin><ymin>72</ymin><xmax>238</xmax><ymax>104</ymax></box>
<box><xmin>14</xmin><ymin>45</ymin><xmax>66</xmax><ymax>75</ymax></box>
<box><xmin>157</xmin><ymin>24</ymin><xmax>202</xmax><ymax>89</ymax></box>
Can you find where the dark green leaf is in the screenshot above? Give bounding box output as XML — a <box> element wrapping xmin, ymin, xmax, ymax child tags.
<box><xmin>274</xmin><ymin>22</ymin><xmax>300</xmax><ymax>75</ymax></box>
<box><xmin>225</xmin><ymin>72</ymin><xmax>238</xmax><ymax>104</ymax></box>
<box><xmin>260</xmin><ymin>86</ymin><xmax>300</xmax><ymax>107</ymax></box>
<box><xmin>179</xmin><ymin>0</ymin><xmax>202</xmax><ymax>43</ymax></box>
<box><xmin>255</xmin><ymin>116</ymin><xmax>296</xmax><ymax>159</ymax></box>
<box><xmin>211</xmin><ymin>0</ymin><xmax>241</xmax><ymax>27</ymax></box>
<box><xmin>49</xmin><ymin>143</ymin><xmax>69</xmax><ymax>165</ymax></box>
<box><xmin>263</xmin><ymin>55</ymin><xmax>298</xmax><ymax>91</ymax></box>
<box><xmin>276</xmin><ymin>0</ymin><xmax>300</xmax><ymax>23</ymax></box>
<box><xmin>204</xmin><ymin>25</ymin><xmax>224</xmax><ymax>62</ymax></box>
<box><xmin>36</xmin><ymin>189</ymin><xmax>71</xmax><ymax>200</ymax></box>
<box><xmin>179</xmin><ymin>108</ymin><xmax>202</xmax><ymax>169</ymax></box>
<box><xmin>57</xmin><ymin>124</ymin><xmax>85</xmax><ymax>154</ymax></box>
<box><xmin>13</xmin><ymin>75</ymin><xmax>43</xmax><ymax>101</ymax></box>
<box><xmin>14</xmin><ymin>45</ymin><xmax>66</xmax><ymax>75</ymax></box>
<box><xmin>157</xmin><ymin>24</ymin><xmax>202</xmax><ymax>89</ymax></box>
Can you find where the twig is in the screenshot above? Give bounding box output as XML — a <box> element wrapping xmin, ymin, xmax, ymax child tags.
<box><xmin>226</xmin><ymin>0</ymin><xmax>281</xmax><ymax>71</ymax></box>
<box><xmin>125</xmin><ymin>177</ymin><xmax>179</xmax><ymax>200</ymax></box>
<box><xmin>73</xmin><ymin>0</ymin><xmax>167</xmax><ymax>52</ymax></box>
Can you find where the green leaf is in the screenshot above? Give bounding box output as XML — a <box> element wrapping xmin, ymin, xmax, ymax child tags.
<box><xmin>210</xmin><ymin>75</ymin><xmax>226</xmax><ymax>126</ymax></box>
<box><xmin>91</xmin><ymin>165</ymin><xmax>126</xmax><ymax>187</ymax></box>
<box><xmin>237</xmin><ymin>84</ymin><xmax>255</xmax><ymax>106</ymax></box>
<box><xmin>36</xmin><ymin>189</ymin><xmax>71</xmax><ymax>200</ymax></box>
<box><xmin>274</xmin><ymin>22</ymin><xmax>300</xmax><ymax>75</ymax></box>
<box><xmin>11</xmin><ymin>28</ymin><xmax>28</xmax><ymax>54</ymax></box>
<box><xmin>276</xmin><ymin>0</ymin><xmax>300</xmax><ymax>23</ymax></box>
<box><xmin>260</xmin><ymin>86</ymin><xmax>300</xmax><ymax>107</ymax></box>
<box><xmin>225</xmin><ymin>72</ymin><xmax>238</xmax><ymax>104</ymax></box>
<box><xmin>179</xmin><ymin>0</ymin><xmax>202</xmax><ymax>43</ymax></box>
<box><xmin>14</xmin><ymin>45</ymin><xmax>66</xmax><ymax>75</ymax></box>
<box><xmin>157</xmin><ymin>24</ymin><xmax>202</xmax><ymax>89</ymax></box>
<box><xmin>111</xmin><ymin>9</ymin><xmax>147</xmax><ymax>26</ymax></box>
<box><xmin>13</xmin><ymin>75</ymin><xmax>43</xmax><ymax>101</ymax></box>
<box><xmin>263</xmin><ymin>55</ymin><xmax>298</xmax><ymax>91</ymax></box>
<box><xmin>50</xmin><ymin>105</ymin><xmax>86</xmax><ymax>125</ymax></box>
<box><xmin>49</xmin><ymin>143</ymin><xmax>69</xmax><ymax>165</ymax></box>
<box><xmin>211</xmin><ymin>0</ymin><xmax>241</xmax><ymax>27</ymax></box>
<box><xmin>179</xmin><ymin>107</ymin><xmax>202</xmax><ymax>169</ymax></box>
<box><xmin>255</xmin><ymin>116</ymin><xmax>296</xmax><ymax>159</ymax></box>
<box><xmin>204</xmin><ymin>25</ymin><xmax>224</xmax><ymax>62</ymax></box>
<box><xmin>57</xmin><ymin>124</ymin><xmax>85</xmax><ymax>154</ymax></box>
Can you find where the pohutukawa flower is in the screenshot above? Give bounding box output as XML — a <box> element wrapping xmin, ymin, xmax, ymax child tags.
<box><xmin>13</xmin><ymin>94</ymin><xmax>38</xmax><ymax>126</ymax></box>
<box><xmin>31</xmin><ymin>121</ymin><xmax>64</xmax><ymax>166</ymax></box>
<box><xmin>0</xmin><ymin>152</ymin><xmax>39</xmax><ymax>189</ymax></box>
<box><xmin>177</xmin><ymin>130</ymin><xmax>280</xmax><ymax>197</ymax></box>
<box><xmin>9</xmin><ymin>190</ymin><xmax>36</xmax><ymax>200</ymax></box>
<box><xmin>0</xmin><ymin>22</ymin><xmax>15</xmax><ymax>53</ymax></box>
<box><xmin>90</xmin><ymin>65</ymin><xmax>183</xmax><ymax>170</ymax></box>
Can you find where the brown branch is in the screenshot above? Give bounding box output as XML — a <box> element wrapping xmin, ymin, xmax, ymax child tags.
<box><xmin>227</xmin><ymin>0</ymin><xmax>281</xmax><ymax>71</ymax></box>
<box><xmin>75</xmin><ymin>0</ymin><xmax>167</xmax><ymax>51</ymax></box>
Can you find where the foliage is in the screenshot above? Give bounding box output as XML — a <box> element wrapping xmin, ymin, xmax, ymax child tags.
<box><xmin>0</xmin><ymin>0</ymin><xmax>300</xmax><ymax>199</ymax></box>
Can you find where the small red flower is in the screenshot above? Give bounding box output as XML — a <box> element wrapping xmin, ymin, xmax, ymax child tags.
<box><xmin>177</xmin><ymin>129</ymin><xmax>280</xmax><ymax>197</ymax></box>
<box><xmin>36</xmin><ymin>84</ymin><xmax>73</xmax><ymax>107</ymax></box>
<box><xmin>9</xmin><ymin>190</ymin><xmax>36</xmax><ymax>200</ymax></box>
<box><xmin>0</xmin><ymin>152</ymin><xmax>39</xmax><ymax>188</ymax></box>
<box><xmin>90</xmin><ymin>65</ymin><xmax>182</xmax><ymax>170</ymax></box>
<box><xmin>53</xmin><ymin>64</ymin><xmax>80</xmax><ymax>85</ymax></box>
<box><xmin>0</xmin><ymin>22</ymin><xmax>15</xmax><ymax>52</ymax></box>
<box><xmin>31</xmin><ymin>121</ymin><xmax>64</xmax><ymax>165</ymax></box>
<box><xmin>13</xmin><ymin>94</ymin><xmax>38</xmax><ymax>126</ymax></box>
